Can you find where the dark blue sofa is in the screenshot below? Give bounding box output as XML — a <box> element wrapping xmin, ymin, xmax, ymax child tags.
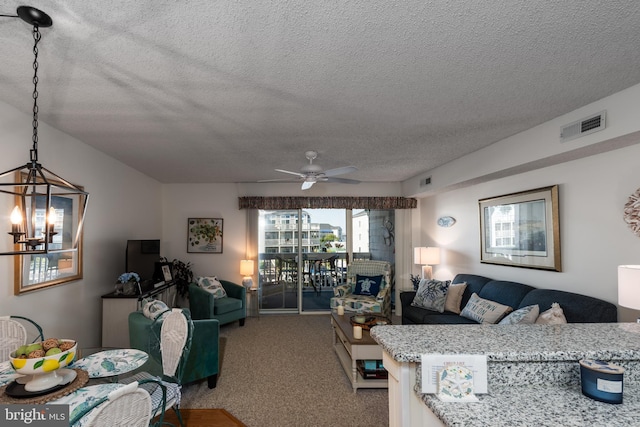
<box><xmin>400</xmin><ymin>273</ymin><xmax>617</xmax><ymax>325</ymax></box>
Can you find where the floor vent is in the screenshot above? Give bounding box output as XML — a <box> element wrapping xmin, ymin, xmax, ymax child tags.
<box><xmin>560</xmin><ymin>111</ymin><xmax>606</xmax><ymax>142</ymax></box>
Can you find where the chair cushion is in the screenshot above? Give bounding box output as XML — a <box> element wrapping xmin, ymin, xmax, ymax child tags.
<box><xmin>197</xmin><ymin>276</ymin><xmax>227</xmax><ymax>299</ymax></box>
<box><xmin>353</xmin><ymin>275</ymin><xmax>383</xmax><ymax>296</ymax></box>
<box><xmin>142</xmin><ymin>299</ymin><xmax>170</xmax><ymax>321</ymax></box>
<box><xmin>121</xmin><ymin>372</ymin><xmax>180</xmax><ymax>417</ymax></box>
<box><xmin>213</xmin><ymin>297</ymin><xmax>243</xmax><ymax>315</ymax></box>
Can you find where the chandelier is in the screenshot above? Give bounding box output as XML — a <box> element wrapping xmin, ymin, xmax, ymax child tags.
<box><xmin>0</xmin><ymin>6</ymin><xmax>89</xmax><ymax>255</ymax></box>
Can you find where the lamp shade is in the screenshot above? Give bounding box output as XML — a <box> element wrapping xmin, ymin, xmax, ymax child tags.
<box><xmin>618</xmin><ymin>265</ymin><xmax>640</xmax><ymax>310</ymax></box>
<box><xmin>240</xmin><ymin>260</ymin><xmax>254</xmax><ymax>276</ymax></box>
<box><xmin>414</xmin><ymin>247</ymin><xmax>440</xmax><ymax>265</ymax></box>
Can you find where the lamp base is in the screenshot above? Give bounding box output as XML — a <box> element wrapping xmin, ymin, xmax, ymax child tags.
<box><xmin>242</xmin><ymin>277</ymin><xmax>253</xmax><ymax>289</ymax></box>
<box><xmin>421</xmin><ymin>265</ymin><xmax>433</xmax><ymax>281</ymax></box>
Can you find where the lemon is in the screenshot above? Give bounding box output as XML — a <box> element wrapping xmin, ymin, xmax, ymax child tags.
<box><xmin>11</xmin><ymin>358</ymin><xmax>27</xmax><ymax>370</ymax></box>
<box><xmin>42</xmin><ymin>359</ymin><xmax>60</xmax><ymax>372</ymax></box>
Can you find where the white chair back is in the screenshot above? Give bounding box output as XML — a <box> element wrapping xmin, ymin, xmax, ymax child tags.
<box><xmin>160</xmin><ymin>309</ymin><xmax>189</xmax><ymax>377</ymax></box>
<box><xmin>0</xmin><ymin>317</ymin><xmax>28</xmax><ymax>361</ymax></box>
<box><xmin>77</xmin><ymin>382</ymin><xmax>153</xmax><ymax>427</ymax></box>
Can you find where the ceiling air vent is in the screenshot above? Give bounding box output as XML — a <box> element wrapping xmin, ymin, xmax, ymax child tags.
<box><xmin>560</xmin><ymin>111</ymin><xmax>606</xmax><ymax>142</ymax></box>
<box><xmin>421</xmin><ymin>176</ymin><xmax>432</xmax><ymax>186</ymax></box>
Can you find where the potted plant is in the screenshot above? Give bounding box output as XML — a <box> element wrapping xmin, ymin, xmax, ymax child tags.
<box><xmin>159</xmin><ymin>257</ymin><xmax>193</xmax><ymax>298</ymax></box>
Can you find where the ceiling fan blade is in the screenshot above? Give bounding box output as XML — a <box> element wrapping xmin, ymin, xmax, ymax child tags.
<box><xmin>257</xmin><ymin>178</ymin><xmax>299</xmax><ymax>183</ymax></box>
<box><xmin>301</xmin><ymin>180</ymin><xmax>315</xmax><ymax>190</ymax></box>
<box><xmin>325</xmin><ymin>177</ymin><xmax>360</xmax><ymax>184</ymax></box>
<box><xmin>323</xmin><ymin>166</ymin><xmax>357</xmax><ymax>177</ymax></box>
<box><xmin>275</xmin><ymin>169</ymin><xmax>305</xmax><ymax>177</ymax></box>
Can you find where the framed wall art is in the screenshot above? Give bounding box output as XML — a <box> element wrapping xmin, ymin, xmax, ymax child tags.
<box><xmin>479</xmin><ymin>185</ymin><xmax>561</xmax><ymax>271</ymax></box>
<box><xmin>187</xmin><ymin>218</ymin><xmax>223</xmax><ymax>253</ymax></box>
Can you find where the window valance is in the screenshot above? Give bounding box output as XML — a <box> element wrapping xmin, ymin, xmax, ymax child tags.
<box><xmin>238</xmin><ymin>196</ymin><xmax>417</xmax><ymax>210</ymax></box>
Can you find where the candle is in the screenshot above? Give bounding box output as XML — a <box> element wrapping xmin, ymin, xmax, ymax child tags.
<box><xmin>353</xmin><ymin>325</ymin><xmax>363</xmax><ymax>339</ymax></box>
<box><xmin>337</xmin><ymin>305</ymin><xmax>344</xmax><ymax>316</ymax></box>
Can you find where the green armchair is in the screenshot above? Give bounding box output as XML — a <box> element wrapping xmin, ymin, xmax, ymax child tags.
<box><xmin>188</xmin><ymin>280</ymin><xmax>246</xmax><ymax>326</ymax></box>
<box><xmin>128</xmin><ymin>310</ymin><xmax>220</xmax><ymax>388</ymax></box>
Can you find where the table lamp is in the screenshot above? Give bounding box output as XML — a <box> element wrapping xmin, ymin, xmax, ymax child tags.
<box><xmin>414</xmin><ymin>247</ymin><xmax>440</xmax><ymax>280</ymax></box>
<box><xmin>618</xmin><ymin>265</ymin><xmax>640</xmax><ymax>323</ymax></box>
<box><xmin>240</xmin><ymin>260</ymin><xmax>255</xmax><ymax>289</ymax></box>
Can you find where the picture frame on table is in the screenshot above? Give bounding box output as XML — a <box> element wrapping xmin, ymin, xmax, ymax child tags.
<box><xmin>187</xmin><ymin>218</ymin><xmax>223</xmax><ymax>253</ymax></box>
<box><xmin>479</xmin><ymin>185</ymin><xmax>561</xmax><ymax>271</ymax></box>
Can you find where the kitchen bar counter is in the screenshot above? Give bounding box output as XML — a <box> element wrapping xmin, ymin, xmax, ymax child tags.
<box><xmin>371</xmin><ymin>323</ymin><xmax>640</xmax><ymax>426</ymax></box>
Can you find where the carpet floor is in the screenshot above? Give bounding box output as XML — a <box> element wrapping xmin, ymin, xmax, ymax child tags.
<box><xmin>179</xmin><ymin>314</ymin><xmax>389</xmax><ymax>427</ymax></box>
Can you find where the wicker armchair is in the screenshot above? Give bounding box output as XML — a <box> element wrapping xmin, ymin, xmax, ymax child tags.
<box><xmin>330</xmin><ymin>260</ymin><xmax>392</xmax><ymax>319</ymax></box>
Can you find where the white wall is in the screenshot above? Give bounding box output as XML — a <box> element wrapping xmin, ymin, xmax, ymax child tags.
<box><xmin>0</xmin><ymin>101</ymin><xmax>163</xmax><ymax>348</ymax></box>
<box><xmin>408</xmin><ymin>84</ymin><xmax>640</xmax><ymax>321</ymax></box>
<box><xmin>161</xmin><ymin>181</ymin><xmax>403</xmax><ymax>283</ymax></box>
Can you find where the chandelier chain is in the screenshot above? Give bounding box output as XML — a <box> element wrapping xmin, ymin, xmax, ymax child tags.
<box><xmin>31</xmin><ymin>25</ymin><xmax>41</xmax><ymax>163</ymax></box>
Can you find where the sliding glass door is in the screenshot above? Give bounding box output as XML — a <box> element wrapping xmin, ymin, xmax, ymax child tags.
<box><xmin>258</xmin><ymin>209</ymin><xmax>348</xmax><ymax>313</ymax></box>
<box><xmin>257</xmin><ymin>208</ymin><xmax>394</xmax><ymax>314</ymax></box>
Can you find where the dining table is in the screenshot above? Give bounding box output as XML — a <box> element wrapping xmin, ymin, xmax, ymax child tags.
<box><xmin>0</xmin><ymin>348</ymin><xmax>150</xmax><ymax>426</ymax></box>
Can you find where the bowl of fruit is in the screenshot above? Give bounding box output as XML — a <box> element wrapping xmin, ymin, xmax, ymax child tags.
<box><xmin>9</xmin><ymin>339</ymin><xmax>78</xmax><ymax>393</ymax></box>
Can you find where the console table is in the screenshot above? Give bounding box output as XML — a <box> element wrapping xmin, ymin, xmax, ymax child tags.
<box><xmin>331</xmin><ymin>312</ymin><xmax>387</xmax><ymax>392</ymax></box>
<box><xmin>101</xmin><ymin>281</ymin><xmax>176</xmax><ymax>348</ymax></box>
<box><xmin>371</xmin><ymin>323</ymin><xmax>640</xmax><ymax>426</ymax></box>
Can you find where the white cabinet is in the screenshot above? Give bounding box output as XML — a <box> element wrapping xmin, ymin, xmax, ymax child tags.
<box><xmin>101</xmin><ymin>281</ymin><xmax>176</xmax><ymax>348</ymax></box>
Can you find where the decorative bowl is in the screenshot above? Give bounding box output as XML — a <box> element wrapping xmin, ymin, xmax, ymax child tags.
<box><xmin>9</xmin><ymin>339</ymin><xmax>77</xmax><ymax>392</ymax></box>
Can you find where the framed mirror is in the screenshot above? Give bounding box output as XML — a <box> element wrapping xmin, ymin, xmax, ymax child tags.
<box><xmin>14</xmin><ymin>175</ymin><xmax>85</xmax><ymax>294</ymax></box>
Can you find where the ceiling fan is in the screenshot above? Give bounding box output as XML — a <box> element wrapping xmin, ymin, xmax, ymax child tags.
<box><xmin>259</xmin><ymin>150</ymin><xmax>359</xmax><ymax>190</ymax></box>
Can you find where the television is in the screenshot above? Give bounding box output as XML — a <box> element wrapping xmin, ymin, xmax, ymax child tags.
<box><xmin>125</xmin><ymin>239</ymin><xmax>161</xmax><ymax>286</ymax></box>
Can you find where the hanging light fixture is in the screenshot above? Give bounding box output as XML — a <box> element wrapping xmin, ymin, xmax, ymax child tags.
<box><xmin>0</xmin><ymin>6</ymin><xmax>89</xmax><ymax>255</ymax></box>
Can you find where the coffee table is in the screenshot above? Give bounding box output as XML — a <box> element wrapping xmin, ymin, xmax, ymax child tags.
<box><xmin>331</xmin><ymin>312</ymin><xmax>388</xmax><ymax>392</ymax></box>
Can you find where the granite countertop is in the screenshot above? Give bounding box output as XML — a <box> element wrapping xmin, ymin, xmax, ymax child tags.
<box><xmin>370</xmin><ymin>323</ymin><xmax>640</xmax><ymax>363</ymax></box>
<box><xmin>420</xmin><ymin>383</ymin><xmax>640</xmax><ymax>427</ymax></box>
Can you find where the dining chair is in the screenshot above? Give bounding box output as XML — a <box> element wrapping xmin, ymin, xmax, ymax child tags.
<box><xmin>0</xmin><ymin>315</ymin><xmax>45</xmax><ymax>360</ymax></box>
<box><xmin>69</xmin><ymin>379</ymin><xmax>166</xmax><ymax>427</ymax></box>
<box><xmin>121</xmin><ymin>308</ymin><xmax>193</xmax><ymax>427</ymax></box>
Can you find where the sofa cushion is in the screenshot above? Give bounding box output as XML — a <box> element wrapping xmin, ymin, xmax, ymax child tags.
<box><xmin>535</xmin><ymin>302</ymin><xmax>567</xmax><ymax>324</ymax></box>
<box><xmin>460</xmin><ymin>293</ymin><xmax>513</xmax><ymax>324</ymax></box>
<box><xmin>411</xmin><ymin>279</ymin><xmax>451</xmax><ymax>313</ymax></box>
<box><xmin>444</xmin><ymin>282</ymin><xmax>467</xmax><ymax>314</ymax></box>
<box><xmin>518</xmin><ymin>289</ymin><xmax>617</xmax><ymax>323</ymax></box>
<box><xmin>478</xmin><ymin>280</ymin><xmax>535</xmax><ymax>310</ymax></box>
<box><xmin>213</xmin><ymin>296</ymin><xmax>243</xmax><ymax>315</ymax></box>
<box><xmin>354</xmin><ymin>274</ymin><xmax>383</xmax><ymax>296</ymax></box>
<box><xmin>197</xmin><ymin>276</ymin><xmax>227</xmax><ymax>299</ymax></box>
<box><xmin>499</xmin><ymin>304</ymin><xmax>539</xmax><ymax>325</ymax></box>
<box><xmin>451</xmin><ymin>274</ymin><xmax>493</xmax><ymax>309</ymax></box>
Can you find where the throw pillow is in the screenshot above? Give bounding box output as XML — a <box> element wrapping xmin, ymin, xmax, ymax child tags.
<box><xmin>499</xmin><ymin>304</ymin><xmax>540</xmax><ymax>325</ymax></box>
<box><xmin>353</xmin><ymin>275</ymin><xmax>383</xmax><ymax>296</ymax></box>
<box><xmin>460</xmin><ymin>293</ymin><xmax>513</xmax><ymax>324</ymax></box>
<box><xmin>197</xmin><ymin>276</ymin><xmax>227</xmax><ymax>299</ymax></box>
<box><xmin>411</xmin><ymin>279</ymin><xmax>451</xmax><ymax>313</ymax></box>
<box><xmin>142</xmin><ymin>299</ymin><xmax>170</xmax><ymax>321</ymax></box>
<box><xmin>444</xmin><ymin>282</ymin><xmax>467</xmax><ymax>314</ymax></box>
<box><xmin>535</xmin><ymin>302</ymin><xmax>567</xmax><ymax>324</ymax></box>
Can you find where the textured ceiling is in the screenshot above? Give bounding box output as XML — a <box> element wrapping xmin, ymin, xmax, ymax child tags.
<box><xmin>1</xmin><ymin>1</ymin><xmax>640</xmax><ymax>185</ymax></box>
